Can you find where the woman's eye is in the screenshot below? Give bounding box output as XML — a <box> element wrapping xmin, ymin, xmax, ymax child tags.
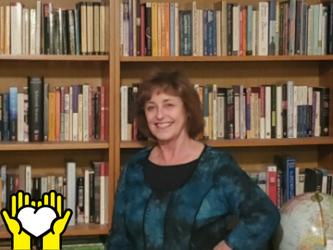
<box><xmin>146</xmin><ymin>106</ymin><xmax>154</xmax><ymax>111</ymax></box>
<box><xmin>166</xmin><ymin>103</ymin><xmax>174</xmax><ymax>108</ymax></box>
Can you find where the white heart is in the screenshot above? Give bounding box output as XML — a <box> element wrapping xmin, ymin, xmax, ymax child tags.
<box><xmin>17</xmin><ymin>206</ymin><xmax>57</xmax><ymax>237</ymax></box>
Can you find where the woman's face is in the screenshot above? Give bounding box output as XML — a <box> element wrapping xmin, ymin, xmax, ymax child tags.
<box><xmin>144</xmin><ymin>89</ymin><xmax>188</xmax><ymax>143</ymax></box>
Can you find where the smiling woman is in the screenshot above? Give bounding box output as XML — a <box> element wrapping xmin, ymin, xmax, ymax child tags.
<box><xmin>135</xmin><ymin>69</ymin><xmax>204</xmax><ymax>143</ymax></box>
<box><xmin>107</xmin><ymin>69</ymin><xmax>280</xmax><ymax>250</ymax></box>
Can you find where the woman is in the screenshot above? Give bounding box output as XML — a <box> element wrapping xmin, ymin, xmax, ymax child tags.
<box><xmin>107</xmin><ymin>69</ymin><xmax>280</xmax><ymax>250</ymax></box>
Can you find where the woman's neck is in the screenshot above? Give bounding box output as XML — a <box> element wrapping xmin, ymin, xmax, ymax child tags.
<box><xmin>152</xmin><ymin>137</ymin><xmax>203</xmax><ymax>165</ymax></box>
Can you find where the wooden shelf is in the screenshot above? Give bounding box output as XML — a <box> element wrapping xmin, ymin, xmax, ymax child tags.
<box><xmin>0</xmin><ymin>142</ymin><xmax>109</xmax><ymax>151</ymax></box>
<box><xmin>0</xmin><ymin>224</ymin><xmax>109</xmax><ymax>238</ymax></box>
<box><xmin>121</xmin><ymin>55</ymin><xmax>333</xmax><ymax>62</ymax></box>
<box><xmin>0</xmin><ymin>55</ymin><xmax>109</xmax><ymax>61</ymax></box>
<box><xmin>120</xmin><ymin>137</ymin><xmax>333</xmax><ymax>148</ymax></box>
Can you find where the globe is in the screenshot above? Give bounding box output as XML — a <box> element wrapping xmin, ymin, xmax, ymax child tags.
<box><xmin>274</xmin><ymin>192</ymin><xmax>333</xmax><ymax>250</ymax></box>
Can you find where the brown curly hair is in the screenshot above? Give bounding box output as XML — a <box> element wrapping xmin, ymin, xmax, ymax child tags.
<box><xmin>134</xmin><ymin>69</ymin><xmax>204</xmax><ymax>140</ymax></box>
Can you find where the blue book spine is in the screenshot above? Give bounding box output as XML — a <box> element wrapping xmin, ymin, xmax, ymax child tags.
<box><xmin>286</xmin><ymin>157</ymin><xmax>296</xmax><ymax>201</ymax></box>
<box><xmin>9</xmin><ymin>87</ymin><xmax>17</xmax><ymax>141</ymax></box>
<box><xmin>212</xmin><ymin>10</ymin><xmax>217</xmax><ymax>56</ymax></box>
<box><xmin>207</xmin><ymin>10</ymin><xmax>214</xmax><ymax>56</ymax></box>
<box><xmin>2</xmin><ymin>93</ymin><xmax>9</xmax><ymax>141</ymax></box>
<box><xmin>268</xmin><ymin>0</ymin><xmax>276</xmax><ymax>55</ymax></box>
<box><xmin>180</xmin><ymin>10</ymin><xmax>192</xmax><ymax>56</ymax></box>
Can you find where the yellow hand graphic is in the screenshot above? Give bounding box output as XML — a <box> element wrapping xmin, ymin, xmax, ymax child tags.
<box><xmin>0</xmin><ymin>191</ymin><xmax>32</xmax><ymax>250</ymax></box>
<box><xmin>41</xmin><ymin>191</ymin><xmax>72</xmax><ymax>250</ymax></box>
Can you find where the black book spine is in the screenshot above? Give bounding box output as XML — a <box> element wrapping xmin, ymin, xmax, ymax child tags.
<box><xmin>28</xmin><ymin>76</ymin><xmax>44</xmax><ymax>142</ymax></box>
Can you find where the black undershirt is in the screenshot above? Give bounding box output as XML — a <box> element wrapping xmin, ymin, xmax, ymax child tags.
<box><xmin>144</xmin><ymin>145</ymin><xmax>207</xmax><ymax>192</ymax></box>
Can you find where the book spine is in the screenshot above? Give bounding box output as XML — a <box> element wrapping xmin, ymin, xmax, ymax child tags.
<box><xmin>28</xmin><ymin>77</ymin><xmax>44</xmax><ymax>142</ymax></box>
<box><xmin>66</xmin><ymin>162</ymin><xmax>76</xmax><ymax>226</ymax></box>
<box><xmin>9</xmin><ymin>87</ymin><xmax>18</xmax><ymax>141</ymax></box>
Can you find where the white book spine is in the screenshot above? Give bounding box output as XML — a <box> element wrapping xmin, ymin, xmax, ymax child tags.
<box><xmin>100</xmin><ymin>164</ymin><xmax>106</xmax><ymax>224</ymax></box>
<box><xmin>41</xmin><ymin>177</ymin><xmax>48</xmax><ymax>194</ymax></box>
<box><xmin>293</xmin><ymin>86</ymin><xmax>298</xmax><ymax>138</ymax></box>
<box><xmin>22</xmin><ymin>8</ymin><xmax>29</xmax><ymax>55</ymax></box>
<box><xmin>35</xmin><ymin>1</ymin><xmax>42</xmax><ymax>54</ymax></box>
<box><xmin>314</xmin><ymin>91</ymin><xmax>320</xmax><ymax>136</ymax></box>
<box><xmin>287</xmin><ymin>81</ymin><xmax>294</xmax><ymax>138</ymax></box>
<box><xmin>66</xmin><ymin>162</ymin><xmax>76</xmax><ymax>226</ymax></box>
<box><xmin>30</xmin><ymin>9</ymin><xmax>36</xmax><ymax>54</ymax></box>
<box><xmin>84</xmin><ymin>169</ymin><xmax>90</xmax><ymax>223</ymax></box>
<box><xmin>276</xmin><ymin>85</ymin><xmax>282</xmax><ymax>138</ymax></box>
<box><xmin>11</xmin><ymin>3</ymin><xmax>22</xmax><ymax>54</ymax></box>
<box><xmin>25</xmin><ymin>165</ymin><xmax>32</xmax><ymax>194</ymax></box>
<box><xmin>232</xmin><ymin>5</ymin><xmax>240</xmax><ymax>55</ymax></box>
<box><xmin>120</xmin><ymin>86</ymin><xmax>128</xmax><ymax>141</ymax></box>
<box><xmin>265</xmin><ymin>86</ymin><xmax>271</xmax><ymax>138</ymax></box>
<box><xmin>307</xmin><ymin>6</ymin><xmax>313</xmax><ymax>55</ymax></box>
<box><xmin>69</xmin><ymin>87</ymin><xmax>73</xmax><ymax>141</ymax></box>
<box><xmin>258</xmin><ymin>2</ymin><xmax>268</xmax><ymax>56</ymax></box>
<box><xmin>192</xmin><ymin>1</ymin><xmax>197</xmax><ymax>56</ymax></box>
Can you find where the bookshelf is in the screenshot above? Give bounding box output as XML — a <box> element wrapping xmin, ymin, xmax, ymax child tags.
<box><xmin>115</xmin><ymin>57</ymin><xmax>333</xmax><ymax>179</ymax></box>
<box><xmin>0</xmin><ymin>0</ymin><xmax>115</xmax><ymax>242</ymax></box>
<box><xmin>113</xmin><ymin>0</ymin><xmax>333</xmax><ymax>215</ymax></box>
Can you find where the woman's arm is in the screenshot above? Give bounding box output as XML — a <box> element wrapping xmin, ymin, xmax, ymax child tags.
<box><xmin>215</xmin><ymin>154</ymin><xmax>280</xmax><ymax>250</ymax></box>
<box><xmin>106</xmin><ymin>166</ymin><xmax>131</xmax><ymax>250</ymax></box>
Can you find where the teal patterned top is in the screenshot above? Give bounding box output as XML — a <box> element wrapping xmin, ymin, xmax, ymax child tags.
<box><xmin>107</xmin><ymin>145</ymin><xmax>280</xmax><ymax>250</ymax></box>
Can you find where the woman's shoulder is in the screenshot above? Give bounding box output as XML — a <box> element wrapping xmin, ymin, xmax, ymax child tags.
<box><xmin>200</xmin><ymin>146</ymin><xmax>241</xmax><ymax>173</ymax></box>
<box><xmin>125</xmin><ymin>146</ymin><xmax>152</xmax><ymax>166</ymax></box>
<box><xmin>202</xmin><ymin>145</ymin><xmax>236</xmax><ymax>163</ymax></box>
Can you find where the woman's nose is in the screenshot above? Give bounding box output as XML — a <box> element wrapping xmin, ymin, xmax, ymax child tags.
<box><xmin>156</xmin><ymin>107</ymin><xmax>164</xmax><ymax>119</ymax></box>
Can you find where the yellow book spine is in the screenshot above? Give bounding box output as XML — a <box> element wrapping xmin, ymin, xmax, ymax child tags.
<box><xmin>164</xmin><ymin>2</ymin><xmax>170</xmax><ymax>56</ymax></box>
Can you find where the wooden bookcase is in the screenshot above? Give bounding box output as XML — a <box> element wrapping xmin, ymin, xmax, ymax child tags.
<box><xmin>112</xmin><ymin>0</ymin><xmax>333</xmax><ymax>222</ymax></box>
<box><xmin>0</xmin><ymin>0</ymin><xmax>115</xmax><ymax>240</ymax></box>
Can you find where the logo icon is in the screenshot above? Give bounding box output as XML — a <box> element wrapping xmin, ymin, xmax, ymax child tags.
<box><xmin>1</xmin><ymin>190</ymin><xmax>73</xmax><ymax>250</ymax></box>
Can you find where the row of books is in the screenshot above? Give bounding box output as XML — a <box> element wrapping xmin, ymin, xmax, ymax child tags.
<box><xmin>0</xmin><ymin>161</ymin><xmax>109</xmax><ymax>226</ymax></box>
<box><xmin>0</xmin><ymin>1</ymin><xmax>108</xmax><ymax>55</ymax></box>
<box><xmin>0</xmin><ymin>77</ymin><xmax>106</xmax><ymax>142</ymax></box>
<box><xmin>121</xmin><ymin>0</ymin><xmax>333</xmax><ymax>57</ymax></box>
<box><xmin>251</xmin><ymin>155</ymin><xmax>333</xmax><ymax>209</ymax></box>
<box><xmin>120</xmin><ymin>82</ymin><xmax>330</xmax><ymax>141</ymax></box>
